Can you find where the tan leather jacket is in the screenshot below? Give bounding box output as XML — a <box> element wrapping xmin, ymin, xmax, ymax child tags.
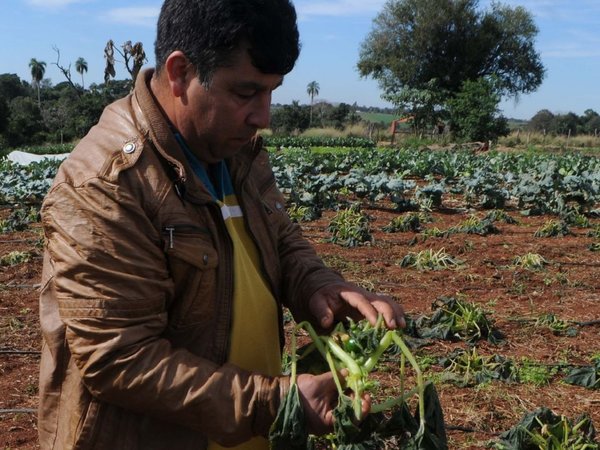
<box><xmin>38</xmin><ymin>69</ymin><xmax>344</xmax><ymax>450</ymax></box>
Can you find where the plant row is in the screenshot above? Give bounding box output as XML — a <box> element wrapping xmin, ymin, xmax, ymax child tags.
<box><xmin>271</xmin><ymin>147</ymin><xmax>600</xmax><ymax>218</ymax></box>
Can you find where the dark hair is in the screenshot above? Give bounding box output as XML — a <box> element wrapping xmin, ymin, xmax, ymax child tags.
<box><xmin>155</xmin><ymin>0</ymin><xmax>300</xmax><ymax>83</ymax></box>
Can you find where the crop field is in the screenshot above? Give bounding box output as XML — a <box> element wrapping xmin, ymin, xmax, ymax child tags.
<box><xmin>1</xmin><ymin>143</ymin><xmax>600</xmax><ymax>449</ymax></box>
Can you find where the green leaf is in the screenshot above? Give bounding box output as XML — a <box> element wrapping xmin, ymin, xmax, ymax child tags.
<box><xmin>269</xmin><ymin>384</ymin><xmax>311</xmax><ymax>450</ymax></box>
<box><xmin>564</xmin><ymin>360</ymin><xmax>600</xmax><ymax>390</ymax></box>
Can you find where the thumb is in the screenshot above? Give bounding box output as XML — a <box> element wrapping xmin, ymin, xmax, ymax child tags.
<box><xmin>309</xmin><ymin>297</ymin><xmax>335</xmax><ymax>329</ymax></box>
<box><xmin>318</xmin><ymin>305</ymin><xmax>335</xmax><ymax>329</ymax></box>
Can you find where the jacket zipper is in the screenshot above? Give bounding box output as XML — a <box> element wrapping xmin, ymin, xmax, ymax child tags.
<box><xmin>208</xmin><ymin>202</ymin><xmax>235</xmax><ymax>366</ymax></box>
<box><xmin>162</xmin><ymin>224</ymin><xmax>209</xmax><ymax>249</ymax></box>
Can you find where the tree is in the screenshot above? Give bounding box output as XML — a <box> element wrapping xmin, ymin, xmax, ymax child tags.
<box><xmin>446</xmin><ymin>77</ymin><xmax>509</xmax><ymax>142</ymax></box>
<box><xmin>358</xmin><ymin>0</ymin><xmax>544</xmax><ymax>127</ymax></box>
<box><xmin>528</xmin><ymin>109</ymin><xmax>555</xmax><ymax>134</ymax></box>
<box><xmin>75</xmin><ymin>57</ymin><xmax>88</xmax><ymax>89</ymax></box>
<box><xmin>0</xmin><ymin>73</ymin><xmax>30</xmax><ymax>101</ymax></box>
<box><xmin>328</xmin><ymin>103</ymin><xmax>351</xmax><ymax>130</ymax></box>
<box><xmin>5</xmin><ymin>96</ymin><xmax>47</xmax><ymax>146</ymax></box>
<box><xmin>306</xmin><ymin>81</ymin><xmax>320</xmax><ymax>126</ymax></box>
<box><xmin>580</xmin><ymin>109</ymin><xmax>600</xmax><ymax>135</ymax></box>
<box><xmin>29</xmin><ymin>58</ymin><xmax>46</xmax><ymax>109</ymax></box>
<box><xmin>104</xmin><ymin>40</ymin><xmax>147</xmax><ymax>88</ymax></box>
<box><xmin>390</xmin><ymin>79</ymin><xmax>448</xmax><ymax>135</ymax></box>
<box><xmin>0</xmin><ymin>97</ymin><xmax>9</xmax><ymax>137</ymax></box>
<box><xmin>52</xmin><ymin>47</ymin><xmax>82</xmax><ymax>97</ymax></box>
<box><xmin>552</xmin><ymin>113</ymin><xmax>580</xmax><ymax>136</ymax></box>
<box><xmin>270</xmin><ymin>101</ymin><xmax>310</xmax><ymax>134</ymax></box>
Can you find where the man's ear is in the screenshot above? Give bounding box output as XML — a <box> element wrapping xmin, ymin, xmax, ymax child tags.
<box><xmin>164</xmin><ymin>51</ymin><xmax>192</xmax><ymax>98</ymax></box>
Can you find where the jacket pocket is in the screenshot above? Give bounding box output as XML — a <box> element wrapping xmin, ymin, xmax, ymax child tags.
<box><xmin>162</xmin><ymin>225</ymin><xmax>219</xmax><ymax>329</ymax></box>
<box><xmin>74</xmin><ymin>396</ymin><xmax>104</xmax><ymax>448</ymax></box>
<box><xmin>259</xmin><ymin>178</ymin><xmax>289</xmax><ymax>229</ymax></box>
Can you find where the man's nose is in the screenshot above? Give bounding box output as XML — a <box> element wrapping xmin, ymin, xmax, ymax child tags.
<box><xmin>246</xmin><ymin>93</ymin><xmax>271</xmax><ymax>129</ymax></box>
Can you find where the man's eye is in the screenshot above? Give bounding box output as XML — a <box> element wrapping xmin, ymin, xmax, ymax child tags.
<box><xmin>236</xmin><ymin>91</ymin><xmax>255</xmax><ymax>99</ymax></box>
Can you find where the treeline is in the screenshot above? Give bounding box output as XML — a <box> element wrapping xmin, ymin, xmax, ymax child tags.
<box><xmin>270</xmin><ymin>101</ymin><xmax>366</xmax><ymax>134</ymax></box>
<box><xmin>0</xmin><ymin>73</ymin><xmax>131</xmax><ymax>148</ymax></box>
<box><xmin>0</xmin><ymin>72</ymin><xmax>385</xmax><ymax>149</ymax></box>
<box><xmin>527</xmin><ymin>109</ymin><xmax>600</xmax><ymax>136</ymax></box>
<box><xmin>1</xmin><ymin>70</ymin><xmax>599</xmax><ymax>150</ymax></box>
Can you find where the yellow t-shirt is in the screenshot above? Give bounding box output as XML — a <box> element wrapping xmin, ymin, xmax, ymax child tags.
<box><xmin>179</xmin><ymin>139</ymin><xmax>281</xmax><ymax>449</ymax></box>
<box><xmin>208</xmin><ymin>196</ymin><xmax>281</xmax><ymax>450</ymax></box>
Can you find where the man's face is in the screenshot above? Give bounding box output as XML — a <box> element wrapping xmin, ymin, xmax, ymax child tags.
<box><xmin>178</xmin><ymin>49</ymin><xmax>283</xmax><ymax>164</ymax></box>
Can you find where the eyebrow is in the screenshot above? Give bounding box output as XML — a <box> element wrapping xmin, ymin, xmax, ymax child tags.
<box><xmin>235</xmin><ymin>78</ymin><xmax>284</xmax><ymax>91</ymax></box>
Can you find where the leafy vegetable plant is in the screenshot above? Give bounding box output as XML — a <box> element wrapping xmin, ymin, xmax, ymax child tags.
<box><xmin>270</xmin><ymin>317</ymin><xmax>448</xmax><ymax>449</ymax></box>
<box><xmin>492</xmin><ymin>408</ymin><xmax>598</xmax><ymax>450</ymax></box>
<box><xmin>514</xmin><ymin>253</ymin><xmax>548</xmax><ymax>271</ymax></box>
<box><xmin>382</xmin><ymin>212</ymin><xmax>428</xmax><ymax>233</ymax></box>
<box><xmin>0</xmin><ymin>251</ymin><xmax>32</xmax><ymax>266</ymax></box>
<box><xmin>413</xmin><ymin>297</ymin><xmax>501</xmax><ymax>344</ymax></box>
<box><xmin>327</xmin><ymin>204</ymin><xmax>373</xmax><ymax>247</ymax></box>
<box><xmin>439</xmin><ymin>347</ymin><xmax>517</xmax><ymax>386</ymax></box>
<box><xmin>0</xmin><ymin>206</ymin><xmax>40</xmax><ymax>233</ymax></box>
<box><xmin>399</xmin><ymin>248</ymin><xmax>462</xmax><ymax>271</ymax></box>
<box><xmin>287</xmin><ymin>203</ymin><xmax>318</xmax><ymax>223</ymax></box>
<box><xmin>535</xmin><ymin>313</ymin><xmax>577</xmax><ymax>336</ymax></box>
<box><xmin>564</xmin><ymin>358</ymin><xmax>600</xmax><ymax>390</ymax></box>
<box><xmin>534</xmin><ymin>219</ymin><xmax>571</xmax><ymax>238</ymax></box>
<box><xmin>449</xmin><ymin>214</ymin><xmax>499</xmax><ymax>236</ymax></box>
<box><xmin>483</xmin><ymin>209</ymin><xmax>519</xmax><ymax>224</ymax></box>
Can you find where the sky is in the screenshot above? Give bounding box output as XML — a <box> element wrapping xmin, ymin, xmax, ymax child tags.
<box><xmin>1</xmin><ymin>0</ymin><xmax>599</xmax><ymax>120</ymax></box>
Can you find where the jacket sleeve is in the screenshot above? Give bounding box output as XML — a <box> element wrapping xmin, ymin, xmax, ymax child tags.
<box><xmin>41</xmin><ymin>177</ymin><xmax>288</xmax><ymax>446</ymax></box>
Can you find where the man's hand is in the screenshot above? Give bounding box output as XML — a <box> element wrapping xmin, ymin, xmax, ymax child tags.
<box><xmin>308</xmin><ymin>282</ymin><xmax>405</xmax><ymax>332</ymax></box>
<box><xmin>296</xmin><ymin>371</ymin><xmax>371</xmax><ymax>435</ymax></box>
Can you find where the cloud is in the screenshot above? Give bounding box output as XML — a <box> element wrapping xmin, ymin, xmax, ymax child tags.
<box><xmin>103</xmin><ymin>6</ymin><xmax>160</xmax><ymax>27</ymax></box>
<box><xmin>295</xmin><ymin>0</ymin><xmax>387</xmax><ymax>18</ymax></box>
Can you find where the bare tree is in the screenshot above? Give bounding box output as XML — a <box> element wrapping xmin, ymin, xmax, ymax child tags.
<box><xmin>103</xmin><ymin>40</ymin><xmax>147</xmax><ymax>88</ymax></box>
<box><xmin>52</xmin><ymin>47</ymin><xmax>82</xmax><ymax>97</ymax></box>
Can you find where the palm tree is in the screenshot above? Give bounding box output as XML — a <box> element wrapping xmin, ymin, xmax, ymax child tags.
<box><xmin>29</xmin><ymin>58</ymin><xmax>46</xmax><ymax>109</ymax></box>
<box><xmin>75</xmin><ymin>57</ymin><xmax>88</xmax><ymax>90</ymax></box>
<box><xmin>306</xmin><ymin>81</ymin><xmax>320</xmax><ymax>126</ymax></box>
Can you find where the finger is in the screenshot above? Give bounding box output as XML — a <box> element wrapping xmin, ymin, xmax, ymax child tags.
<box><xmin>369</xmin><ymin>296</ymin><xmax>406</xmax><ymax>329</ymax></box>
<box><xmin>309</xmin><ymin>294</ymin><xmax>338</xmax><ymax>329</ymax></box>
<box><xmin>360</xmin><ymin>393</ymin><xmax>372</xmax><ymax>417</ymax></box>
<box><xmin>324</xmin><ymin>409</ymin><xmax>335</xmax><ymax>429</ymax></box>
<box><xmin>339</xmin><ymin>290</ymin><xmax>380</xmax><ymax>325</ymax></box>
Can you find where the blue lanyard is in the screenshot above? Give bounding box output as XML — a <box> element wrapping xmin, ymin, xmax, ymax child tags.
<box><xmin>173</xmin><ymin>132</ymin><xmax>229</xmax><ymax>201</ymax></box>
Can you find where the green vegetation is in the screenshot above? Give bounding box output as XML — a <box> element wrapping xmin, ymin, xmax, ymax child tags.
<box><xmin>534</xmin><ymin>220</ymin><xmax>571</xmax><ymax>238</ymax></box>
<box><xmin>356</xmin><ymin>111</ymin><xmax>396</xmax><ymax>127</ymax></box>
<box><xmin>514</xmin><ymin>253</ymin><xmax>548</xmax><ymax>271</ymax></box>
<box><xmin>449</xmin><ymin>214</ymin><xmax>499</xmax><ymax>236</ymax></box>
<box><xmin>483</xmin><ymin>209</ymin><xmax>519</xmax><ymax>224</ymax></box>
<box><xmin>535</xmin><ymin>313</ymin><xmax>575</xmax><ymax>336</ymax></box>
<box><xmin>411</xmin><ymin>297</ymin><xmax>500</xmax><ymax>344</ymax></box>
<box><xmin>439</xmin><ymin>347</ymin><xmax>517</xmax><ymax>387</ymax></box>
<box><xmin>493</xmin><ymin>408</ymin><xmax>598</xmax><ymax>450</ymax></box>
<box><xmin>270</xmin><ymin>317</ymin><xmax>447</xmax><ymax>448</ymax></box>
<box><xmin>264</xmin><ymin>135</ymin><xmax>375</xmax><ymax>149</ymax></box>
<box><xmin>358</xmin><ymin>0</ymin><xmax>543</xmax><ymax>134</ymax></box>
<box><xmin>0</xmin><ymin>251</ymin><xmax>32</xmax><ymax>266</ymax></box>
<box><xmin>517</xmin><ymin>359</ymin><xmax>557</xmax><ymax>386</ymax></box>
<box><xmin>286</xmin><ymin>203</ymin><xmax>317</xmax><ymax>223</ymax></box>
<box><xmin>382</xmin><ymin>212</ymin><xmax>429</xmax><ymax>233</ymax></box>
<box><xmin>0</xmin><ymin>206</ymin><xmax>40</xmax><ymax>233</ymax></box>
<box><xmin>327</xmin><ymin>204</ymin><xmax>373</xmax><ymax>247</ymax></box>
<box><xmin>400</xmin><ymin>248</ymin><xmax>461</xmax><ymax>271</ymax></box>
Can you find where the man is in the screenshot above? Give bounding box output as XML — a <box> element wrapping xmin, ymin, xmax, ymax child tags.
<box><xmin>38</xmin><ymin>0</ymin><xmax>404</xmax><ymax>449</ymax></box>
